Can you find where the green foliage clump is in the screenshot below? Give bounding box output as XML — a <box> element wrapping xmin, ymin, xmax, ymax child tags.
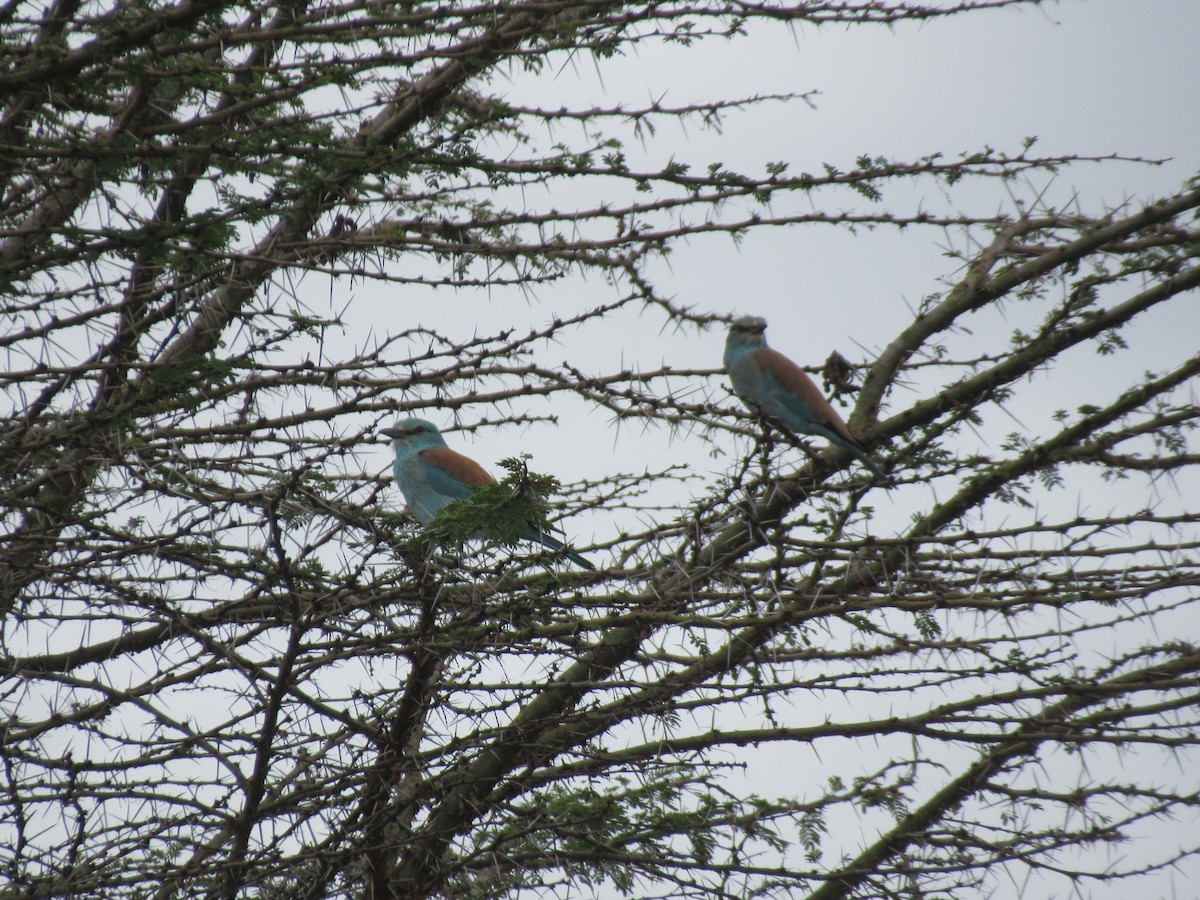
<box><xmin>423</xmin><ymin>454</ymin><xmax>561</xmax><ymax>551</ymax></box>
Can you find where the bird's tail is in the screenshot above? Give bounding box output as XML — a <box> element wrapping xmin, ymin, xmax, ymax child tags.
<box><xmin>804</xmin><ymin>422</ymin><xmax>888</xmax><ymax>483</ymax></box>
<box><xmin>527</xmin><ymin>527</ymin><xmax>594</xmax><ymax>570</ymax></box>
<box><xmin>848</xmin><ymin>444</ymin><xmax>887</xmax><ymax>482</ymax></box>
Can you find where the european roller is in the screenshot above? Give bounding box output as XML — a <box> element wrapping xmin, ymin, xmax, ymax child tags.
<box><xmin>382</xmin><ymin>418</ymin><xmax>594</xmax><ymax>569</ymax></box>
<box><xmin>724</xmin><ymin>316</ymin><xmax>886</xmax><ymax>481</ymax></box>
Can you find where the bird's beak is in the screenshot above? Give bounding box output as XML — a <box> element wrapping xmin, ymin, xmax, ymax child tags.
<box><xmin>381</xmin><ymin>427</ymin><xmax>404</xmax><ymax>439</ymax></box>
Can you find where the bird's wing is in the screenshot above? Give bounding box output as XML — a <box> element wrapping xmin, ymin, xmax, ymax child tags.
<box><xmin>417</xmin><ymin>446</ymin><xmax>496</xmax><ymax>501</ymax></box>
<box><xmin>754</xmin><ymin>348</ymin><xmax>861</xmax><ymax>447</ymax></box>
<box><xmin>418</xmin><ymin>447</ymin><xmax>496</xmax><ymax>498</ymax></box>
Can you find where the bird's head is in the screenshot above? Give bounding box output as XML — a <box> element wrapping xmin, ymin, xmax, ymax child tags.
<box><xmin>381</xmin><ymin>418</ymin><xmax>445</xmax><ymax>449</ymax></box>
<box><xmin>728</xmin><ymin>315</ymin><xmax>769</xmax><ymax>348</ymax></box>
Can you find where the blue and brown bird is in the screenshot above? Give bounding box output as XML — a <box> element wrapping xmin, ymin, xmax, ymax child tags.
<box><xmin>724</xmin><ymin>315</ymin><xmax>885</xmax><ymax>480</ymax></box>
<box><xmin>382</xmin><ymin>418</ymin><xmax>594</xmax><ymax>569</ymax></box>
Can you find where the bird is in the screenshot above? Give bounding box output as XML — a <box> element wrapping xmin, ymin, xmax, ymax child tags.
<box><xmin>724</xmin><ymin>315</ymin><xmax>886</xmax><ymax>480</ymax></box>
<box><xmin>381</xmin><ymin>418</ymin><xmax>594</xmax><ymax>569</ymax></box>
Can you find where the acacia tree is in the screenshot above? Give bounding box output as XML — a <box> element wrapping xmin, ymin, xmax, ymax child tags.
<box><xmin>2</xmin><ymin>1</ymin><xmax>1199</xmax><ymax>898</ymax></box>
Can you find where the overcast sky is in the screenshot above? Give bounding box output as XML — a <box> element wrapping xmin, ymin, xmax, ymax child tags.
<box><xmin>345</xmin><ymin>3</ymin><xmax>1200</xmax><ymax>894</ymax></box>
<box><xmin>352</xmin><ymin>0</ymin><xmax>1200</xmax><ymax>510</ymax></box>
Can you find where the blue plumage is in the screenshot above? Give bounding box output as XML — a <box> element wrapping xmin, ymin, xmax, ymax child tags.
<box><xmin>382</xmin><ymin>418</ymin><xmax>594</xmax><ymax>569</ymax></box>
<box><xmin>725</xmin><ymin>316</ymin><xmax>886</xmax><ymax>481</ymax></box>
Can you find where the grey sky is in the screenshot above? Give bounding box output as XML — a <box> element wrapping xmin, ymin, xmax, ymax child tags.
<box><xmin>345</xmin><ymin>5</ymin><xmax>1200</xmax><ymax>893</ymax></box>
<box><xmin>360</xmin><ymin>0</ymin><xmax>1199</xmax><ymax>495</ymax></box>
